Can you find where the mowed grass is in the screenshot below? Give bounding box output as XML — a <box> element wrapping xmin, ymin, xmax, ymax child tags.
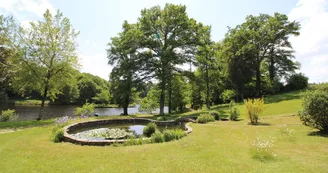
<box><xmin>1</xmin><ymin>90</ymin><xmax>327</xmax><ymax>173</ymax></box>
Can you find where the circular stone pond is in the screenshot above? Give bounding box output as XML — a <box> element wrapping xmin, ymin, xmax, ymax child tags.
<box><xmin>64</xmin><ymin>118</ymin><xmax>193</xmax><ymax>146</ymax></box>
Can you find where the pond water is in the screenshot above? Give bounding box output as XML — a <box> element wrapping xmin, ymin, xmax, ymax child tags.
<box><xmin>70</xmin><ymin>123</ymin><xmax>184</xmax><ymax>140</ymax></box>
<box><xmin>0</xmin><ymin>104</ymin><xmax>168</xmax><ymax>120</ymax></box>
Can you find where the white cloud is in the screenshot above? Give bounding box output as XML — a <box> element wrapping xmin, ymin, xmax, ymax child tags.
<box><xmin>79</xmin><ymin>53</ymin><xmax>112</xmax><ymax>80</ymax></box>
<box><xmin>0</xmin><ymin>0</ymin><xmax>55</xmax><ymax>18</ymax></box>
<box><xmin>289</xmin><ymin>0</ymin><xmax>328</xmax><ymax>83</ymax></box>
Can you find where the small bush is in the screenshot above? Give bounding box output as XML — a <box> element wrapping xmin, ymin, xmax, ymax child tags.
<box><xmin>229</xmin><ymin>107</ymin><xmax>240</xmax><ymax>121</ymax></box>
<box><xmin>244</xmin><ymin>98</ymin><xmax>265</xmax><ymax>125</ymax></box>
<box><xmin>74</xmin><ymin>103</ymin><xmax>95</xmax><ymax>116</ymax></box>
<box><xmin>210</xmin><ymin>111</ymin><xmax>220</xmax><ymax>120</ymax></box>
<box><xmin>163</xmin><ymin>129</ymin><xmax>186</xmax><ymax>142</ymax></box>
<box><xmin>197</xmin><ymin>114</ymin><xmax>215</xmax><ymax>123</ymax></box>
<box><xmin>285</xmin><ymin>73</ymin><xmax>308</xmax><ymax>91</ymax></box>
<box><xmin>0</xmin><ymin>109</ymin><xmax>18</xmax><ymax>122</ymax></box>
<box><xmin>51</xmin><ymin>125</ymin><xmax>65</xmax><ymax>143</ymax></box>
<box><xmin>229</xmin><ymin>101</ymin><xmax>240</xmax><ymax>121</ymax></box>
<box><xmin>299</xmin><ymin>91</ymin><xmax>328</xmax><ymax>133</ymax></box>
<box><xmin>143</xmin><ymin>122</ymin><xmax>158</xmax><ymax>137</ymax></box>
<box><xmin>151</xmin><ymin>131</ymin><xmax>164</xmax><ymax>143</ymax></box>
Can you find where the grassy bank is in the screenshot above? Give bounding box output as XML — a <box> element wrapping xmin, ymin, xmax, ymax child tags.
<box><xmin>1</xmin><ymin>90</ymin><xmax>327</xmax><ymax>172</ymax></box>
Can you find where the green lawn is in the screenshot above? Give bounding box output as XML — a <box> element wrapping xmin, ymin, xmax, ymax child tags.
<box><xmin>1</xmin><ymin>90</ymin><xmax>327</xmax><ymax>173</ymax></box>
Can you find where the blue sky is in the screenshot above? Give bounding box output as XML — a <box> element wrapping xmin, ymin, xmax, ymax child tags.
<box><xmin>1</xmin><ymin>0</ymin><xmax>328</xmax><ymax>83</ymax></box>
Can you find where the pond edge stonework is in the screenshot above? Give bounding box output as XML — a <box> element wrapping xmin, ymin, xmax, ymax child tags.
<box><xmin>63</xmin><ymin>118</ymin><xmax>193</xmax><ymax>146</ymax></box>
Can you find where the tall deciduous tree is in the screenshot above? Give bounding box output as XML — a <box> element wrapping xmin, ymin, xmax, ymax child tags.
<box><xmin>224</xmin><ymin>13</ymin><xmax>300</xmax><ymax>97</ymax></box>
<box><xmin>107</xmin><ymin>21</ymin><xmax>146</xmax><ymax>115</ymax></box>
<box><xmin>138</xmin><ymin>4</ymin><xmax>199</xmax><ymax>115</ymax></box>
<box><xmin>0</xmin><ymin>15</ymin><xmax>14</xmax><ymax>103</ymax></box>
<box><xmin>16</xmin><ymin>9</ymin><xmax>79</xmax><ymax>120</ymax></box>
<box><xmin>196</xmin><ymin>25</ymin><xmax>215</xmax><ymax>109</ymax></box>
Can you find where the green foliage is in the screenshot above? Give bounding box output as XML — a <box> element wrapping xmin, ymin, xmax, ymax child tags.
<box><xmin>77</xmin><ymin>73</ymin><xmax>110</xmax><ymax>104</ymax></box>
<box><xmin>197</xmin><ymin>113</ymin><xmax>215</xmax><ymax>123</ymax></box>
<box><xmin>125</xmin><ymin>136</ymin><xmax>146</xmax><ymax>146</ymax></box>
<box><xmin>74</xmin><ymin>103</ymin><xmax>95</xmax><ymax>116</ymax></box>
<box><xmin>210</xmin><ymin>111</ymin><xmax>220</xmax><ymax>120</ymax></box>
<box><xmin>311</xmin><ymin>83</ymin><xmax>328</xmax><ymax>92</ymax></box>
<box><xmin>163</xmin><ymin>129</ymin><xmax>186</xmax><ymax>142</ymax></box>
<box><xmin>299</xmin><ymin>91</ymin><xmax>328</xmax><ymax>133</ymax></box>
<box><xmin>244</xmin><ymin>98</ymin><xmax>265</xmax><ymax>124</ymax></box>
<box><xmin>51</xmin><ymin>125</ymin><xmax>65</xmax><ymax>143</ymax></box>
<box><xmin>229</xmin><ymin>101</ymin><xmax>240</xmax><ymax>121</ymax></box>
<box><xmin>0</xmin><ymin>109</ymin><xmax>18</xmax><ymax>122</ymax></box>
<box><xmin>150</xmin><ymin>131</ymin><xmax>165</xmax><ymax>143</ymax></box>
<box><xmin>286</xmin><ymin>73</ymin><xmax>308</xmax><ymax>91</ymax></box>
<box><xmin>93</xmin><ymin>89</ymin><xmax>111</xmax><ymax>105</ymax></box>
<box><xmin>143</xmin><ymin>122</ymin><xmax>158</xmax><ymax>137</ymax></box>
<box><xmin>221</xmin><ymin>89</ymin><xmax>236</xmax><ymax>103</ymax></box>
<box><xmin>139</xmin><ymin>89</ymin><xmax>160</xmax><ymax>114</ymax></box>
<box><xmin>171</xmin><ymin>75</ymin><xmax>191</xmax><ymax>112</ymax></box>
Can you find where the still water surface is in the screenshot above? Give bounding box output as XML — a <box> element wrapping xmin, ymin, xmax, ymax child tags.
<box><xmin>0</xmin><ymin>104</ymin><xmax>168</xmax><ymax>120</ymax></box>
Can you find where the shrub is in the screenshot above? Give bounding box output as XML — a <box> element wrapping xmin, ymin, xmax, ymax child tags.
<box><xmin>229</xmin><ymin>101</ymin><xmax>240</xmax><ymax>121</ymax></box>
<box><xmin>299</xmin><ymin>91</ymin><xmax>328</xmax><ymax>133</ymax></box>
<box><xmin>229</xmin><ymin>106</ymin><xmax>240</xmax><ymax>121</ymax></box>
<box><xmin>150</xmin><ymin>131</ymin><xmax>164</xmax><ymax>143</ymax></box>
<box><xmin>51</xmin><ymin>125</ymin><xmax>65</xmax><ymax>143</ymax></box>
<box><xmin>285</xmin><ymin>73</ymin><xmax>308</xmax><ymax>91</ymax></box>
<box><xmin>0</xmin><ymin>109</ymin><xmax>18</xmax><ymax>122</ymax></box>
<box><xmin>163</xmin><ymin>129</ymin><xmax>186</xmax><ymax>142</ymax></box>
<box><xmin>251</xmin><ymin>137</ymin><xmax>276</xmax><ymax>162</ymax></box>
<box><xmin>196</xmin><ymin>114</ymin><xmax>215</xmax><ymax>123</ymax></box>
<box><xmin>74</xmin><ymin>103</ymin><xmax>95</xmax><ymax>116</ymax></box>
<box><xmin>210</xmin><ymin>111</ymin><xmax>220</xmax><ymax>120</ymax></box>
<box><xmin>221</xmin><ymin>89</ymin><xmax>236</xmax><ymax>103</ymax></box>
<box><xmin>244</xmin><ymin>98</ymin><xmax>265</xmax><ymax>125</ymax></box>
<box><xmin>143</xmin><ymin>122</ymin><xmax>158</xmax><ymax>137</ymax></box>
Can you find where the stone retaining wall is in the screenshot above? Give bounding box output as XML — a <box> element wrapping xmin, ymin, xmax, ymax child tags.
<box><xmin>64</xmin><ymin>118</ymin><xmax>193</xmax><ymax>146</ymax></box>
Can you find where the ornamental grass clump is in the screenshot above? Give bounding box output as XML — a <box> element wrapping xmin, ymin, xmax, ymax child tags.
<box><xmin>244</xmin><ymin>98</ymin><xmax>265</xmax><ymax>125</ymax></box>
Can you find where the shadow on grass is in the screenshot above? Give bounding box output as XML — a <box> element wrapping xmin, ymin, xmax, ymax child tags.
<box><xmin>308</xmin><ymin>131</ymin><xmax>328</xmax><ymax>138</ymax></box>
<box><xmin>247</xmin><ymin>122</ymin><xmax>271</xmax><ymax>126</ymax></box>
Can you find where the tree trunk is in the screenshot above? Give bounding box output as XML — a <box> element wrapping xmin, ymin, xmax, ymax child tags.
<box><xmin>255</xmin><ymin>60</ymin><xmax>261</xmax><ymax>97</ymax></box>
<box><xmin>159</xmin><ymin>78</ymin><xmax>166</xmax><ymax>115</ymax></box>
<box><xmin>122</xmin><ymin>95</ymin><xmax>129</xmax><ymax>115</ymax></box>
<box><xmin>269</xmin><ymin>56</ymin><xmax>275</xmax><ymax>82</ymax></box>
<box><xmin>205</xmin><ymin>64</ymin><xmax>210</xmax><ymax>109</ymax></box>
<box><xmin>37</xmin><ymin>70</ymin><xmax>51</xmax><ymax>120</ymax></box>
<box><xmin>168</xmin><ymin>77</ymin><xmax>172</xmax><ymax>114</ymax></box>
<box><xmin>123</xmin><ymin>106</ymin><xmax>128</xmax><ymax>115</ymax></box>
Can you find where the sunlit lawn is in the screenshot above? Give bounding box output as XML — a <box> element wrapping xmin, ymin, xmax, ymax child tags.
<box><xmin>0</xmin><ymin>90</ymin><xmax>327</xmax><ymax>173</ymax></box>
